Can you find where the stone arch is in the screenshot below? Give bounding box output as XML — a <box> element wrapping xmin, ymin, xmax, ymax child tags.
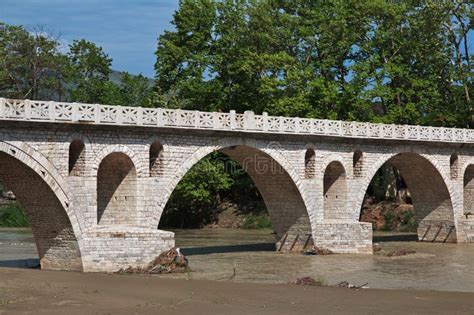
<box><xmin>93</xmin><ymin>145</ymin><xmax>145</xmax><ymax>177</ymax></box>
<box><xmin>320</xmin><ymin>154</ymin><xmax>350</xmax><ymax>179</ymax></box>
<box><xmin>356</xmin><ymin>152</ymin><xmax>456</xmax><ymax>242</ymax></box>
<box><xmin>304</xmin><ymin>148</ymin><xmax>316</xmax><ymax>179</ymax></box>
<box><xmin>0</xmin><ymin>141</ymin><xmax>83</xmax><ymax>270</ymax></box>
<box><xmin>450</xmin><ymin>153</ymin><xmax>459</xmax><ymax>179</ymax></box>
<box><xmin>158</xmin><ymin>138</ymin><xmax>312</xmax><ymax>239</ymax></box>
<box><xmin>460</xmin><ymin>158</ymin><xmax>474</xmax><ymax>180</ymax></box>
<box><xmin>69</xmin><ymin>139</ymin><xmax>85</xmax><ymax>176</ymax></box>
<box><xmin>67</xmin><ymin>133</ymin><xmax>90</xmax><ymax>176</ymax></box>
<box><xmin>353</xmin><ymin>150</ymin><xmax>363</xmax><ymax>177</ymax></box>
<box><xmin>149</xmin><ymin>140</ymin><xmax>163</xmax><ymax>177</ymax></box>
<box><xmin>97</xmin><ymin>152</ymin><xmax>137</xmax><ymax>225</ymax></box>
<box><xmin>463</xmin><ymin>165</ymin><xmax>474</xmax><ymax>216</ymax></box>
<box><xmin>323</xmin><ymin>161</ymin><xmax>347</xmax><ymax>220</ymax></box>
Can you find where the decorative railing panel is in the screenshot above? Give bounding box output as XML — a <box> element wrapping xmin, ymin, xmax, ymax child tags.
<box><xmin>0</xmin><ymin>98</ymin><xmax>473</xmax><ymax>143</ymax></box>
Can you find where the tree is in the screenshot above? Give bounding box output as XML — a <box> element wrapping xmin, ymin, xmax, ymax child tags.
<box><xmin>154</xmin><ymin>0</ymin><xmax>219</xmax><ymax>111</ymax></box>
<box><xmin>0</xmin><ymin>22</ymin><xmax>66</xmax><ymax>100</ymax></box>
<box><xmin>155</xmin><ymin>1</ymin><xmax>473</xmax><ymax>127</ymax></box>
<box><xmin>68</xmin><ymin>39</ymin><xmax>113</xmax><ymax>103</ymax></box>
<box><xmin>118</xmin><ymin>73</ymin><xmax>153</xmax><ymax>107</ymax></box>
<box><xmin>443</xmin><ymin>2</ymin><xmax>473</xmax><ymax>127</ymax></box>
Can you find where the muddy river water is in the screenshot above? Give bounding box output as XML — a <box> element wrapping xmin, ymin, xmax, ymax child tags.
<box><xmin>2</xmin><ymin>228</ymin><xmax>474</xmax><ymax>292</ymax></box>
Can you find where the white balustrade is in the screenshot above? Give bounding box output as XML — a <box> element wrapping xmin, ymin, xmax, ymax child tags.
<box><xmin>0</xmin><ymin>97</ymin><xmax>472</xmax><ymax>143</ymax></box>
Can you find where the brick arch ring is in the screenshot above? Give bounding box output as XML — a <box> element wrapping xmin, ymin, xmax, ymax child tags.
<box><xmin>156</xmin><ymin>137</ymin><xmax>310</xmax><ymax>215</ymax></box>
<box><xmin>93</xmin><ymin>145</ymin><xmax>146</xmax><ymax>177</ymax></box>
<box><xmin>352</xmin><ymin>151</ymin><xmax>457</xmax><ymax>222</ymax></box>
<box><xmin>320</xmin><ymin>154</ymin><xmax>350</xmax><ymax>178</ymax></box>
<box><xmin>67</xmin><ymin>132</ymin><xmax>91</xmax><ymax>146</ymax></box>
<box><xmin>459</xmin><ymin>158</ymin><xmax>474</xmax><ymax>180</ymax></box>
<box><xmin>302</xmin><ymin>143</ymin><xmax>317</xmax><ymax>165</ymax></box>
<box><xmin>0</xmin><ymin>140</ymin><xmax>85</xmax><ymax>237</ymax></box>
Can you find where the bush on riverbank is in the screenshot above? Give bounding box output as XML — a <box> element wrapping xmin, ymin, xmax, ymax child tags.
<box><xmin>241</xmin><ymin>214</ymin><xmax>272</xmax><ymax>230</ymax></box>
<box><xmin>0</xmin><ymin>203</ymin><xmax>28</xmax><ymax>227</ymax></box>
<box><xmin>361</xmin><ymin>202</ymin><xmax>416</xmax><ymax>232</ymax></box>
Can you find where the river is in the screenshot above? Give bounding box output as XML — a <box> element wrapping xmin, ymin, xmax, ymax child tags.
<box><xmin>2</xmin><ymin>228</ymin><xmax>474</xmax><ymax>292</ymax></box>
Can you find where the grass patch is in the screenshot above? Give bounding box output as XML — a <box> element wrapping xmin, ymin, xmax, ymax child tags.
<box><xmin>0</xmin><ymin>203</ymin><xmax>28</xmax><ymax>227</ymax></box>
<box><xmin>241</xmin><ymin>214</ymin><xmax>272</xmax><ymax>229</ymax></box>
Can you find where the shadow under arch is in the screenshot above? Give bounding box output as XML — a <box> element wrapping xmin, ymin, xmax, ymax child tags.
<box><xmin>358</xmin><ymin>152</ymin><xmax>456</xmax><ymax>243</ymax></box>
<box><xmin>97</xmin><ymin>152</ymin><xmax>138</xmax><ymax>225</ymax></box>
<box><xmin>158</xmin><ymin>140</ymin><xmax>312</xmax><ymax>249</ymax></box>
<box><xmin>0</xmin><ymin>148</ymin><xmax>83</xmax><ymax>270</ymax></box>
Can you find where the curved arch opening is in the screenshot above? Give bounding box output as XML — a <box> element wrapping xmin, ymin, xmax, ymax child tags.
<box><xmin>323</xmin><ymin>161</ymin><xmax>347</xmax><ymax>220</ymax></box>
<box><xmin>463</xmin><ymin>165</ymin><xmax>474</xmax><ymax>216</ymax></box>
<box><xmin>0</xmin><ymin>151</ymin><xmax>82</xmax><ymax>270</ymax></box>
<box><xmin>97</xmin><ymin>152</ymin><xmax>137</xmax><ymax>225</ymax></box>
<box><xmin>304</xmin><ymin>148</ymin><xmax>316</xmax><ymax>179</ymax></box>
<box><xmin>159</xmin><ymin>145</ymin><xmax>312</xmax><ymax>254</ymax></box>
<box><xmin>360</xmin><ymin>153</ymin><xmax>456</xmax><ymax>243</ymax></box>
<box><xmin>69</xmin><ymin>139</ymin><xmax>85</xmax><ymax>176</ymax></box>
<box><xmin>149</xmin><ymin>141</ymin><xmax>163</xmax><ymax>177</ymax></box>
<box><xmin>450</xmin><ymin>153</ymin><xmax>459</xmax><ymax>179</ymax></box>
<box><xmin>353</xmin><ymin>150</ymin><xmax>363</xmax><ymax>177</ymax></box>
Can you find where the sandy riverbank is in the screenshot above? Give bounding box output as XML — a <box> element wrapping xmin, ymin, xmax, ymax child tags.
<box><xmin>1</xmin><ymin>268</ymin><xmax>474</xmax><ymax>314</ymax></box>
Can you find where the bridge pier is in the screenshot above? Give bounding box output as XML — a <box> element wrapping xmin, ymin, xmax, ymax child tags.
<box><xmin>81</xmin><ymin>227</ymin><xmax>174</xmax><ymax>272</ymax></box>
<box><xmin>312</xmin><ymin>222</ymin><xmax>373</xmax><ymax>254</ymax></box>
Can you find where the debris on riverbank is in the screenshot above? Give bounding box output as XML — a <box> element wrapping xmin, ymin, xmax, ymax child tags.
<box><xmin>289</xmin><ymin>277</ymin><xmax>369</xmax><ymax>289</ymax></box>
<box><xmin>303</xmin><ymin>245</ymin><xmax>333</xmax><ymax>255</ymax></box>
<box><xmin>381</xmin><ymin>249</ymin><xmax>416</xmax><ymax>257</ymax></box>
<box><xmin>289</xmin><ymin>276</ymin><xmax>325</xmax><ymax>286</ymax></box>
<box><xmin>336</xmin><ymin>281</ymin><xmax>369</xmax><ymax>289</ymax></box>
<box><xmin>117</xmin><ymin>248</ymin><xmax>189</xmax><ymax>274</ymax></box>
<box><xmin>373</xmin><ymin>244</ymin><xmax>416</xmax><ymax>257</ymax></box>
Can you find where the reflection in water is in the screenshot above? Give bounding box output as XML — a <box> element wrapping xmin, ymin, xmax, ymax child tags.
<box><xmin>3</xmin><ymin>228</ymin><xmax>474</xmax><ymax>292</ymax></box>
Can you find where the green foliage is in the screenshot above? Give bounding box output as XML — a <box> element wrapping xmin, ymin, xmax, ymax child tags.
<box><xmin>0</xmin><ymin>203</ymin><xmax>28</xmax><ymax>227</ymax></box>
<box><xmin>116</xmin><ymin>73</ymin><xmax>153</xmax><ymax>107</ymax></box>
<box><xmin>0</xmin><ymin>22</ymin><xmax>153</xmax><ymax>106</ymax></box>
<box><xmin>400</xmin><ymin>210</ymin><xmax>417</xmax><ymax>233</ymax></box>
<box><xmin>241</xmin><ymin>214</ymin><xmax>272</xmax><ymax>230</ymax></box>
<box><xmin>155</xmin><ymin>1</ymin><xmax>473</xmax><ymax>127</ymax></box>
<box><xmin>67</xmin><ymin>39</ymin><xmax>113</xmax><ymax>103</ymax></box>
<box><xmin>0</xmin><ymin>23</ymin><xmax>67</xmax><ymax>100</ymax></box>
<box><xmin>372</xmin><ymin>206</ymin><xmax>416</xmax><ymax>232</ymax></box>
<box><xmin>160</xmin><ymin>153</ymin><xmax>233</xmax><ymax>228</ymax></box>
<box><xmin>382</xmin><ymin>209</ymin><xmax>395</xmax><ymax>231</ymax></box>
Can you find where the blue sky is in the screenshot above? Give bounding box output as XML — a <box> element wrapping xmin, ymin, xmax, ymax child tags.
<box><xmin>1</xmin><ymin>0</ymin><xmax>179</xmax><ymax>77</ymax></box>
<box><xmin>1</xmin><ymin>2</ymin><xmax>472</xmax><ymax>79</ymax></box>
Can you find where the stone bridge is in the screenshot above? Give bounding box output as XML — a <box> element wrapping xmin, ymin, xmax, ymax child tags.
<box><xmin>1</xmin><ymin>98</ymin><xmax>474</xmax><ymax>272</ymax></box>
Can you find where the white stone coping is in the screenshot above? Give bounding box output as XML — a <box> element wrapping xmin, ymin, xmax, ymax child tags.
<box><xmin>0</xmin><ymin>98</ymin><xmax>472</xmax><ymax>143</ymax></box>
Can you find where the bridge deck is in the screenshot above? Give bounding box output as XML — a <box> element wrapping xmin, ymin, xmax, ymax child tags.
<box><xmin>0</xmin><ymin>98</ymin><xmax>472</xmax><ymax>143</ymax></box>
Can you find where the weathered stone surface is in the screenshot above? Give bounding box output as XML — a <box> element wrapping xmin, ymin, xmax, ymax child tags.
<box><xmin>0</xmin><ymin>98</ymin><xmax>474</xmax><ymax>271</ymax></box>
